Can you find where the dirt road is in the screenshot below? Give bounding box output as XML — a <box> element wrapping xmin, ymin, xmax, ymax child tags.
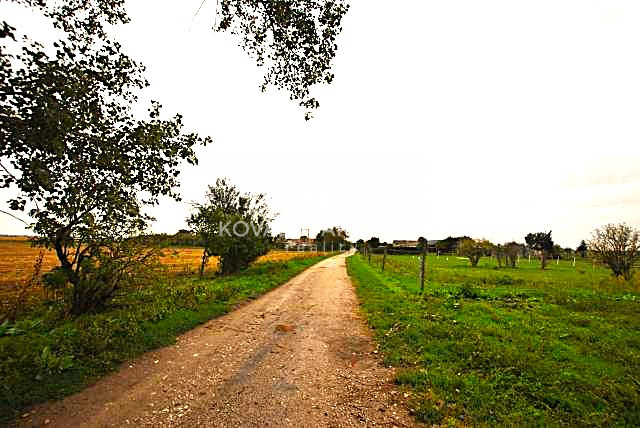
<box><xmin>18</xmin><ymin>254</ymin><xmax>417</xmax><ymax>427</ymax></box>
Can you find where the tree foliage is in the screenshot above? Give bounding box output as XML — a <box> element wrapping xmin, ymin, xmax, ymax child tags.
<box><xmin>525</xmin><ymin>231</ymin><xmax>554</xmax><ymax>269</ymax></box>
<box><xmin>576</xmin><ymin>240</ymin><xmax>588</xmax><ymax>258</ymax></box>
<box><xmin>188</xmin><ymin>179</ymin><xmax>275</xmax><ymax>276</ymax></box>
<box><xmin>458</xmin><ymin>238</ymin><xmax>492</xmax><ymax>268</ymax></box>
<box><xmin>417</xmin><ymin>236</ymin><xmax>427</xmax><ymax>251</ymax></box>
<box><xmin>315</xmin><ymin>226</ymin><xmax>349</xmax><ymax>250</ymax></box>
<box><xmin>2</xmin><ymin>0</ymin><xmax>348</xmax><ymax>313</ymax></box>
<box><xmin>588</xmin><ymin>223</ymin><xmax>639</xmax><ymax>280</ymax></box>
<box><xmin>1</xmin><ymin>0</ymin><xmax>211</xmax><ymax>314</ymax></box>
<box><xmin>436</xmin><ymin>236</ymin><xmax>471</xmax><ymax>254</ymax></box>
<box><xmin>366</xmin><ymin>237</ymin><xmax>380</xmax><ymax>249</ymax></box>
<box><xmin>217</xmin><ymin>0</ymin><xmax>350</xmax><ymax>120</ymax></box>
<box><xmin>493</xmin><ymin>244</ymin><xmax>505</xmax><ymax>267</ymax></box>
<box><xmin>504</xmin><ymin>242</ymin><xmax>523</xmax><ymax>268</ymax></box>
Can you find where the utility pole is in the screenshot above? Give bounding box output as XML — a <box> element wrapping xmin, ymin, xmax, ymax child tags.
<box><xmin>300</xmin><ymin>228</ymin><xmax>310</xmax><ymax>242</ymax></box>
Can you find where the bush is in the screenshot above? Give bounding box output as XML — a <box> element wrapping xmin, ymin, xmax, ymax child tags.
<box><xmin>458</xmin><ymin>239</ymin><xmax>493</xmax><ymax>268</ymax></box>
<box><xmin>589</xmin><ymin>223</ymin><xmax>639</xmax><ymax>280</ymax></box>
<box><xmin>188</xmin><ymin>179</ymin><xmax>274</xmax><ymax>276</ymax></box>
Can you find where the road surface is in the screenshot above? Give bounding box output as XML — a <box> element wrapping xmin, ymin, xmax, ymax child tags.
<box><xmin>18</xmin><ymin>254</ymin><xmax>417</xmax><ymax>427</ymax></box>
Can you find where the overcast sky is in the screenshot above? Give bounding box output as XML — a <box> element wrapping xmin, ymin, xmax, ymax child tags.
<box><xmin>2</xmin><ymin>0</ymin><xmax>640</xmax><ymax>247</ymax></box>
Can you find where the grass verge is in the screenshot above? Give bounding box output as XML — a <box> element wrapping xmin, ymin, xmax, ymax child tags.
<box><xmin>0</xmin><ymin>255</ymin><xmax>329</xmax><ymax>424</ymax></box>
<box><xmin>347</xmin><ymin>254</ymin><xmax>640</xmax><ymax>427</ymax></box>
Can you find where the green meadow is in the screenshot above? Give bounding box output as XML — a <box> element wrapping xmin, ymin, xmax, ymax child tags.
<box><xmin>347</xmin><ymin>253</ymin><xmax>640</xmax><ymax>427</ymax></box>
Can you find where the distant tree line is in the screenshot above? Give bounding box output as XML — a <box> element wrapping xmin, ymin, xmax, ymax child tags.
<box><xmin>145</xmin><ymin>230</ymin><xmax>205</xmax><ymax>248</ymax></box>
<box><xmin>356</xmin><ymin>223</ymin><xmax>640</xmax><ymax>279</ymax></box>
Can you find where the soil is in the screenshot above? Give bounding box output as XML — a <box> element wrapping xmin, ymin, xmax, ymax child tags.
<box><xmin>16</xmin><ymin>253</ymin><xmax>418</xmax><ymax>427</ymax></box>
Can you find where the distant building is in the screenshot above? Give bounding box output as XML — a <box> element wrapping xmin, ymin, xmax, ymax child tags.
<box><xmin>393</xmin><ymin>240</ymin><xmax>419</xmax><ymax>247</ymax></box>
<box><xmin>392</xmin><ymin>239</ymin><xmax>440</xmax><ymax>252</ymax></box>
<box><xmin>286</xmin><ymin>238</ymin><xmax>316</xmax><ymax>246</ymax></box>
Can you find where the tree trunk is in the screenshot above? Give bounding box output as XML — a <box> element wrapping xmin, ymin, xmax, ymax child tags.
<box><xmin>199</xmin><ymin>249</ymin><xmax>209</xmax><ymax>278</ymax></box>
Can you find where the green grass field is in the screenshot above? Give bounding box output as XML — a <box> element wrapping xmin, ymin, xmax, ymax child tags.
<box><xmin>0</xmin><ymin>255</ymin><xmax>329</xmax><ymax>424</ymax></box>
<box><xmin>347</xmin><ymin>253</ymin><xmax>640</xmax><ymax>427</ymax></box>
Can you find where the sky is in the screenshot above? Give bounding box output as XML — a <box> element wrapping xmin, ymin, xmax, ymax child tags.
<box><xmin>2</xmin><ymin>0</ymin><xmax>640</xmax><ymax>247</ymax></box>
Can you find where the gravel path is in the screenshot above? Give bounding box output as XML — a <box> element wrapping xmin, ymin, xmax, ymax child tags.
<box><xmin>17</xmin><ymin>253</ymin><xmax>418</xmax><ymax>427</ymax></box>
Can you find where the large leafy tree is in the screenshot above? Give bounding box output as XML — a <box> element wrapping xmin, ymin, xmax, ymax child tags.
<box><xmin>1</xmin><ymin>1</ymin><xmax>212</xmax><ymax>313</ymax></box>
<box><xmin>588</xmin><ymin>223</ymin><xmax>639</xmax><ymax>280</ymax></box>
<box><xmin>188</xmin><ymin>179</ymin><xmax>275</xmax><ymax>276</ymax></box>
<box><xmin>525</xmin><ymin>231</ymin><xmax>554</xmax><ymax>270</ymax></box>
<box><xmin>1</xmin><ymin>0</ymin><xmax>348</xmax><ymax>312</ymax></box>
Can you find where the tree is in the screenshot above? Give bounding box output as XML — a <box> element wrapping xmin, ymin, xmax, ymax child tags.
<box><xmin>458</xmin><ymin>238</ymin><xmax>493</xmax><ymax>268</ymax></box>
<box><xmin>576</xmin><ymin>240</ymin><xmax>588</xmax><ymax>258</ymax></box>
<box><xmin>504</xmin><ymin>242</ymin><xmax>522</xmax><ymax>268</ymax></box>
<box><xmin>417</xmin><ymin>236</ymin><xmax>427</xmax><ymax>251</ymax></box>
<box><xmin>563</xmin><ymin>247</ymin><xmax>574</xmax><ymax>260</ymax></box>
<box><xmin>436</xmin><ymin>236</ymin><xmax>471</xmax><ymax>254</ymax></box>
<box><xmin>1</xmin><ymin>3</ymin><xmax>210</xmax><ymax>314</ymax></box>
<box><xmin>274</xmin><ymin>233</ymin><xmax>287</xmax><ymax>247</ymax></box>
<box><xmin>588</xmin><ymin>223</ymin><xmax>639</xmax><ymax>280</ymax></box>
<box><xmin>217</xmin><ymin>0</ymin><xmax>350</xmax><ymax>120</ymax></box>
<box><xmin>494</xmin><ymin>244</ymin><xmax>505</xmax><ymax>267</ymax></box>
<box><xmin>316</xmin><ymin>226</ymin><xmax>349</xmax><ymax>251</ymax></box>
<box><xmin>188</xmin><ymin>179</ymin><xmax>274</xmax><ymax>276</ymax></box>
<box><xmin>43</xmin><ymin>236</ymin><xmax>163</xmax><ymax>314</ymax></box>
<box><xmin>367</xmin><ymin>237</ymin><xmax>381</xmax><ymax>249</ymax></box>
<box><xmin>525</xmin><ymin>231</ymin><xmax>554</xmax><ymax>269</ymax></box>
<box><xmin>1</xmin><ymin>0</ymin><xmax>347</xmax><ymax>312</ymax></box>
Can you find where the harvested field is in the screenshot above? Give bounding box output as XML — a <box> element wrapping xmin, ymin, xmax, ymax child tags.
<box><xmin>0</xmin><ymin>237</ymin><xmax>330</xmax><ymax>295</ymax></box>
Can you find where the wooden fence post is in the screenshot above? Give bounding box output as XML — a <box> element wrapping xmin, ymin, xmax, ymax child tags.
<box><xmin>420</xmin><ymin>247</ymin><xmax>426</xmax><ymax>294</ymax></box>
<box><xmin>382</xmin><ymin>247</ymin><xmax>387</xmax><ymax>272</ymax></box>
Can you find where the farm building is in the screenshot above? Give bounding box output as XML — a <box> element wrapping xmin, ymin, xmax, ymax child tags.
<box><xmin>393</xmin><ymin>240</ymin><xmax>419</xmax><ymax>247</ymax></box>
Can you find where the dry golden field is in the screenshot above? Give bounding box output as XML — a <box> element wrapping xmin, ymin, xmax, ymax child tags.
<box><xmin>0</xmin><ymin>238</ymin><xmax>59</xmax><ymax>293</ymax></box>
<box><xmin>0</xmin><ymin>237</ymin><xmax>329</xmax><ymax>294</ymax></box>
